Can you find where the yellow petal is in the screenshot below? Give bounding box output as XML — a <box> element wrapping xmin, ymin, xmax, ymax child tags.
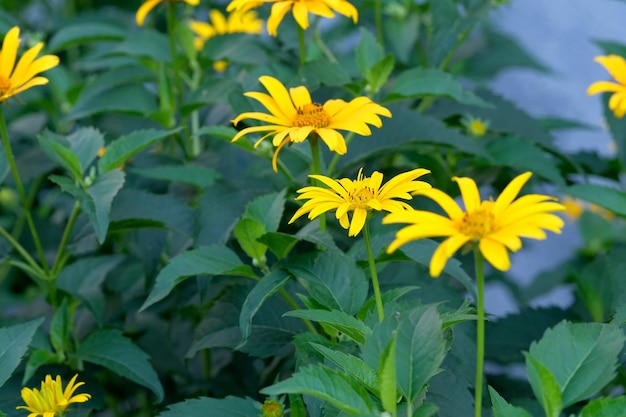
<box><xmin>316</xmin><ymin>128</ymin><xmax>347</xmax><ymax>154</ymax></box>
<box><xmin>289</xmin><ymin>85</ymin><xmax>312</xmax><ymax>109</ymax></box>
<box><xmin>258</xmin><ymin>75</ymin><xmax>297</xmax><ymax>120</ymax></box>
<box><xmin>136</xmin><ymin>0</ymin><xmax>162</xmax><ymax>26</ymax></box>
<box><xmin>430</xmin><ymin>234</ymin><xmax>470</xmax><ymax>277</ymax></box>
<box><xmin>479</xmin><ymin>237</ymin><xmax>511</xmax><ymax>271</ymax></box>
<box><xmin>0</xmin><ymin>26</ymin><xmax>20</xmax><ymax>79</ymax></box>
<box><xmin>418</xmin><ymin>188</ymin><xmax>464</xmax><ymax>220</ymax></box>
<box><xmin>349</xmin><ymin>208</ymin><xmax>367</xmax><ymax>236</ymax></box>
<box><xmin>587</xmin><ymin>80</ymin><xmax>625</xmax><ymax>95</ymax></box>
<box><xmin>595</xmin><ymin>55</ymin><xmax>626</xmax><ymax>86</ymax></box>
<box><xmin>493</xmin><ymin>171</ymin><xmax>532</xmax><ymax>216</ymax></box>
<box><xmin>453</xmin><ymin>176</ymin><xmax>481</xmax><ymax>212</ymax></box>
<box><xmin>267</xmin><ymin>1</ymin><xmax>292</xmax><ymax>36</ymax></box>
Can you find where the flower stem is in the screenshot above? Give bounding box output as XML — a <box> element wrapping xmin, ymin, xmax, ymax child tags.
<box><xmin>0</xmin><ymin>107</ymin><xmax>50</xmax><ymax>275</ymax></box>
<box><xmin>309</xmin><ymin>139</ymin><xmax>326</xmax><ymax>231</ymax></box>
<box><xmin>0</xmin><ymin>226</ymin><xmax>45</xmax><ymax>279</ymax></box>
<box><xmin>473</xmin><ymin>247</ymin><xmax>485</xmax><ymax>417</ymax></box>
<box><xmin>297</xmin><ymin>25</ymin><xmax>307</xmax><ymax>67</ymax></box>
<box><xmin>364</xmin><ymin>221</ymin><xmax>384</xmax><ymax>322</ymax></box>
<box><xmin>374</xmin><ymin>0</ymin><xmax>384</xmax><ymax>48</ymax></box>
<box><xmin>51</xmin><ymin>202</ymin><xmax>81</xmax><ymax>276</ymax></box>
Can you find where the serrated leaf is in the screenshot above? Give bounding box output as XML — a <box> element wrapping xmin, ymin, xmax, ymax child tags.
<box><xmin>73</xmin><ymin>329</ymin><xmax>164</xmax><ymax>402</ymax></box>
<box><xmin>130</xmin><ymin>165</ymin><xmax>220</xmax><ymax>188</ymax></box>
<box><xmin>386</xmin><ymin>68</ymin><xmax>492</xmax><ymax>107</ymax></box>
<box><xmin>50</xmin><ymin>298</ymin><xmax>69</xmax><ymax>353</ymax></box>
<box><xmin>242</xmin><ymin>190</ymin><xmax>287</xmax><ymax>234</ymax></box>
<box><xmin>299</xmin><ymin>58</ymin><xmax>351</xmax><ymax>88</ymax></box>
<box><xmin>23</xmin><ymin>349</ymin><xmax>60</xmax><ymax>385</ymax></box>
<box><xmin>566</xmin><ymin>184</ymin><xmax>626</xmax><ymax>217</ymax></box>
<box><xmin>48</xmin><ymin>22</ymin><xmax>125</xmax><ymax>52</ymax></box>
<box><xmin>257</xmin><ymin>232</ymin><xmax>299</xmax><ymax>259</ymax></box>
<box><xmin>527</xmin><ymin>321</ymin><xmax>625</xmax><ymax>408</ymax></box>
<box><xmin>155</xmin><ymin>396</ymin><xmax>261</xmax><ymax>417</ymax></box>
<box><xmin>261</xmin><ymin>365</ymin><xmax>375</xmax><ymax>414</ymax></box>
<box><xmin>525</xmin><ymin>355</ymin><xmax>562</xmax><ymax>417</ymax></box>
<box><xmin>141</xmin><ymin>245</ymin><xmax>257</xmax><ymax>311</ymax></box>
<box><xmin>98</xmin><ymin>129</ymin><xmax>179</xmax><ymax>173</ymax></box>
<box><xmin>356</xmin><ymin>28</ymin><xmax>384</xmax><ymax>80</ymax></box>
<box><xmin>0</xmin><ymin>318</ymin><xmax>44</xmax><ymax>388</ymax></box>
<box><xmin>356</xmin><ymin>286</ymin><xmax>420</xmax><ymax>321</ymax></box>
<box><xmin>489</xmin><ymin>386</ymin><xmax>533</xmax><ymax>417</ymax></box>
<box><xmin>56</xmin><ymin>255</ymin><xmax>125</xmax><ymax>323</ymax></box>
<box><xmin>308</xmin><ymin>343</ymin><xmax>378</xmax><ymax>394</ymax></box>
<box><xmin>581</xmin><ymin>396</ymin><xmax>626</xmax><ymax>417</ymax></box>
<box><xmin>379</xmin><ymin>332</ymin><xmax>398</xmax><ymax>417</ymax></box>
<box><xmin>37</xmin><ymin>134</ymin><xmax>83</xmax><ymax>181</ymax></box>
<box><xmin>238</xmin><ymin>270</ymin><xmax>291</xmax><ymax>345</ymax></box>
<box><xmin>234</xmin><ymin>218</ymin><xmax>267</xmax><ymax>262</ymax></box>
<box><xmin>284</xmin><ymin>309</ymin><xmax>371</xmax><ymax>344</ymax></box>
<box><xmin>66</xmin><ymin>84</ymin><xmax>158</xmax><ymax>121</ymax></box>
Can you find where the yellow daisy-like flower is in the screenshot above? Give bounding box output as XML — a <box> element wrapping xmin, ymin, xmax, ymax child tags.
<box><xmin>232</xmin><ymin>75</ymin><xmax>391</xmax><ymax>171</ymax></box>
<box><xmin>189</xmin><ymin>9</ymin><xmax>263</xmax><ymax>51</ymax></box>
<box><xmin>136</xmin><ymin>0</ymin><xmax>200</xmax><ymax>26</ymax></box>
<box><xmin>289</xmin><ymin>168</ymin><xmax>431</xmax><ymax>236</ymax></box>
<box><xmin>462</xmin><ymin>115</ymin><xmax>489</xmax><ymax>138</ymax></box>
<box><xmin>0</xmin><ymin>26</ymin><xmax>59</xmax><ymax>103</ymax></box>
<box><xmin>587</xmin><ymin>55</ymin><xmax>626</xmax><ymax>118</ymax></box>
<box><xmin>384</xmin><ymin>172</ymin><xmax>566</xmax><ymax>277</ymax></box>
<box><xmin>16</xmin><ymin>374</ymin><xmax>91</xmax><ymax>417</ymax></box>
<box><xmin>226</xmin><ymin>0</ymin><xmax>358</xmax><ymax>36</ymax></box>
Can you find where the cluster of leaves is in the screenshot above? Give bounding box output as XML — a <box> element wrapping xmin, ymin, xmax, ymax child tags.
<box><xmin>0</xmin><ymin>0</ymin><xmax>626</xmax><ymax>417</ymax></box>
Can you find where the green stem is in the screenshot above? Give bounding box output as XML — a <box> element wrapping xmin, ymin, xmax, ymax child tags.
<box><xmin>0</xmin><ymin>107</ymin><xmax>50</xmax><ymax>275</ymax></box>
<box><xmin>474</xmin><ymin>247</ymin><xmax>485</xmax><ymax>417</ymax></box>
<box><xmin>0</xmin><ymin>226</ymin><xmax>45</xmax><ymax>279</ymax></box>
<box><xmin>374</xmin><ymin>0</ymin><xmax>384</xmax><ymax>48</ymax></box>
<box><xmin>279</xmin><ymin>287</ymin><xmax>318</xmax><ymax>334</ymax></box>
<box><xmin>297</xmin><ymin>25</ymin><xmax>307</xmax><ymax>67</ymax></box>
<box><xmin>51</xmin><ymin>202</ymin><xmax>80</xmax><ymax>276</ymax></box>
<box><xmin>309</xmin><ymin>139</ymin><xmax>326</xmax><ymax>231</ymax></box>
<box><xmin>363</xmin><ymin>221</ymin><xmax>384</xmax><ymax>322</ymax></box>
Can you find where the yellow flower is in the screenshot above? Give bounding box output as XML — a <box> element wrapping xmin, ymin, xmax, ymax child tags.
<box><xmin>232</xmin><ymin>76</ymin><xmax>391</xmax><ymax>171</ymax></box>
<box><xmin>189</xmin><ymin>9</ymin><xmax>263</xmax><ymax>51</ymax></box>
<box><xmin>0</xmin><ymin>26</ymin><xmax>59</xmax><ymax>103</ymax></box>
<box><xmin>226</xmin><ymin>0</ymin><xmax>358</xmax><ymax>36</ymax></box>
<box><xmin>462</xmin><ymin>115</ymin><xmax>489</xmax><ymax>138</ymax></box>
<box><xmin>289</xmin><ymin>168</ymin><xmax>431</xmax><ymax>236</ymax></box>
<box><xmin>384</xmin><ymin>172</ymin><xmax>566</xmax><ymax>277</ymax></box>
<box><xmin>561</xmin><ymin>196</ymin><xmax>584</xmax><ymax>221</ymax></box>
<box><xmin>587</xmin><ymin>55</ymin><xmax>626</xmax><ymax>118</ymax></box>
<box><xmin>17</xmin><ymin>374</ymin><xmax>91</xmax><ymax>417</ymax></box>
<box><xmin>136</xmin><ymin>0</ymin><xmax>200</xmax><ymax>26</ymax></box>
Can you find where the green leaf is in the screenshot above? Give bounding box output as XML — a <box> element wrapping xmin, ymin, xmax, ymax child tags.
<box><xmin>23</xmin><ymin>349</ymin><xmax>60</xmax><ymax>385</ymax></box>
<box><xmin>261</xmin><ymin>365</ymin><xmax>376</xmax><ymax>414</ymax></box>
<box><xmin>73</xmin><ymin>329</ymin><xmax>164</xmax><ymax>402</ymax></box>
<box><xmin>566</xmin><ymin>184</ymin><xmax>626</xmax><ymax>217</ymax></box>
<box><xmin>581</xmin><ymin>396</ymin><xmax>626</xmax><ymax>417</ymax></box>
<box><xmin>234</xmin><ymin>218</ymin><xmax>267</xmax><ymax>262</ymax></box>
<box><xmin>66</xmin><ymin>84</ymin><xmax>159</xmax><ymax>121</ymax></box>
<box><xmin>356</xmin><ymin>28</ymin><xmax>384</xmax><ymax>80</ymax></box>
<box><xmin>50</xmin><ymin>298</ymin><xmax>69</xmax><ymax>354</ymax></box>
<box><xmin>141</xmin><ymin>245</ymin><xmax>257</xmax><ymax>311</ymax></box>
<box><xmin>238</xmin><ymin>269</ymin><xmax>291</xmax><ymax>345</ymax></box>
<box><xmin>356</xmin><ymin>286</ymin><xmax>420</xmax><ymax>321</ymax></box>
<box><xmin>527</xmin><ymin>321</ymin><xmax>625</xmax><ymax>407</ymax></box>
<box><xmin>56</xmin><ymin>255</ymin><xmax>125</xmax><ymax>323</ymax></box>
<box><xmin>379</xmin><ymin>332</ymin><xmax>398</xmax><ymax>417</ymax></box>
<box><xmin>308</xmin><ymin>343</ymin><xmax>378</xmax><ymax>394</ymax></box>
<box><xmin>386</xmin><ymin>68</ymin><xmax>492</xmax><ymax>107</ymax></box>
<box><xmin>299</xmin><ymin>58</ymin><xmax>351</xmax><ymax>88</ymax></box>
<box><xmin>242</xmin><ymin>189</ymin><xmax>287</xmax><ymax>234</ymax></box>
<box><xmin>202</xmin><ymin>33</ymin><xmax>269</xmax><ymax>65</ymax></box>
<box><xmin>257</xmin><ymin>232</ymin><xmax>299</xmax><ymax>259</ymax></box>
<box><xmin>38</xmin><ymin>134</ymin><xmax>83</xmax><ymax>181</ymax></box>
<box><xmin>130</xmin><ymin>165</ymin><xmax>220</xmax><ymax>188</ymax></box>
<box><xmin>48</xmin><ymin>22</ymin><xmax>125</xmax><ymax>52</ymax></box>
<box><xmin>489</xmin><ymin>386</ymin><xmax>533</xmax><ymax>417</ymax></box>
<box><xmin>284</xmin><ymin>309</ymin><xmax>371</xmax><ymax>344</ymax></box>
<box><xmin>0</xmin><ymin>318</ymin><xmax>44</xmax><ymax>388</ymax></box>
<box><xmin>98</xmin><ymin>129</ymin><xmax>179</xmax><ymax>173</ymax></box>
<box><xmin>525</xmin><ymin>355</ymin><xmax>562</xmax><ymax>417</ymax></box>
<box><xmin>115</xmin><ymin>29</ymin><xmax>171</xmax><ymax>62</ymax></box>
<box><xmin>155</xmin><ymin>396</ymin><xmax>261</xmax><ymax>417</ymax></box>
<box><xmin>367</xmin><ymin>54</ymin><xmax>395</xmax><ymax>95</ymax></box>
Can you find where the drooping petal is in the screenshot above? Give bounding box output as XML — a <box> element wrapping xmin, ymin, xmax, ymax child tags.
<box><xmin>136</xmin><ymin>0</ymin><xmax>163</xmax><ymax>26</ymax></box>
<box><xmin>479</xmin><ymin>237</ymin><xmax>511</xmax><ymax>271</ymax></box>
<box><xmin>587</xmin><ymin>80</ymin><xmax>625</xmax><ymax>95</ymax></box>
<box><xmin>430</xmin><ymin>234</ymin><xmax>471</xmax><ymax>277</ymax></box>
<box><xmin>349</xmin><ymin>208</ymin><xmax>367</xmax><ymax>236</ymax></box>
<box><xmin>267</xmin><ymin>1</ymin><xmax>293</xmax><ymax>36</ymax></box>
<box><xmin>291</xmin><ymin>1</ymin><xmax>311</xmax><ymax>30</ymax></box>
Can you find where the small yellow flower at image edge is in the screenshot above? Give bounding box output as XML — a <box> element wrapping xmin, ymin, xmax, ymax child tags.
<box><xmin>226</xmin><ymin>0</ymin><xmax>358</xmax><ymax>36</ymax></box>
<box><xmin>17</xmin><ymin>374</ymin><xmax>91</xmax><ymax>417</ymax></box>
<box><xmin>231</xmin><ymin>75</ymin><xmax>391</xmax><ymax>171</ymax></box>
<box><xmin>136</xmin><ymin>0</ymin><xmax>200</xmax><ymax>26</ymax></box>
<box><xmin>384</xmin><ymin>171</ymin><xmax>566</xmax><ymax>277</ymax></box>
<box><xmin>289</xmin><ymin>167</ymin><xmax>431</xmax><ymax>237</ymax></box>
<box><xmin>0</xmin><ymin>26</ymin><xmax>59</xmax><ymax>103</ymax></box>
<box><xmin>587</xmin><ymin>54</ymin><xmax>626</xmax><ymax>118</ymax></box>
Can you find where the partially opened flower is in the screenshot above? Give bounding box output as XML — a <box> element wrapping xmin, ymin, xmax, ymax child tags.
<box><xmin>587</xmin><ymin>55</ymin><xmax>626</xmax><ymax>118</ymax></box>
<box><xmin>0</xmin><ymin>26</ymin><xmax>59</xmax><ymax>103</ymax></box>
<box><xmin>384</xmin><ymin>172</ymin><xmax>566</xmax><ymax>277</ymax></box>
<box><xmin>227</xmin><ymin>0</ymin><xmax>358</xmax><ymax>36</ymax></box>
<box><xmin>189</xmin><ymin>9</ymin><xmax>263</xmax><ymax>51</ymax></box>
<box><xmin>289</xmin><ymin>168</ymin><xmax>431</xmax><ymax>236</ymax></box>
<box><xmin>136</xmin><ymin>0</ymin><xmax>200</xmax><ymax>26</ymax></box>
<box><xmin>17</xmin><ymin>374</ymin><xmax>91</xmax><ymax>417</ymax></box>
<box><xmin>462</xmin><ymin>115</ymin><xmax>489</xmax><ymax>138</ymax></box>
<box><xmin>232</xmin><ymin>76</ymin><xmax>391</xmax><ymax>171</ymax></box>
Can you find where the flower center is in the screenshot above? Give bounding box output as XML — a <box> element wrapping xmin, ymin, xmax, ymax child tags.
<box><xmin>294</xmin><ymin>103</ymin><xmax>331</xmax><ymax>128</ymax></box>
<box><xmin>352</xmin><ymin>188</ymin><xmax>375</xmax><ymax>207</ymax></box>
<box><xmin>459</xmin><ymin>208</ymin><xmax>494</xmax><ymax>239</ymax></box>
<box><xmin>0</xmin><ymin>75</ymin><xmax>11</xmax><ymax>95</ymax></box>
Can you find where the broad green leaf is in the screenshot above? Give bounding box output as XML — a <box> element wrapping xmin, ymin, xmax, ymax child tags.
<box><xmin>242</xmin><ymin>190</ymin><xmax>287</xmax><ymax>233</ymax></box>
<box><xmin>386</xmin><ymin>68</ymin><xmax>492</xmax><ymax>107</ymax></box>
<box><xmin>202</xmin><ymin>33</ymin><xmax>269</xmax><ymax>65</ymax></box>
<box><xmin>356</xmin><ymin>286</ymin><xmax>420</xmax><ymax>321</ymax></box>
<box><xmin>238</xmin><ymin>270</ymin><xmax>291</xmax><ymax>345</ymax></box>
<box><xmin>356</xmin><ymin>28</ymin><xmax>384</xmax><ymax>80</ymax></box>
<box><xmin>308</xmin><ymin>343</ymin><xmax>378</xmax><ymax>394</ymax></box>
<box><xmin>384</xmin><ymin>12</ymin><xmax>419</xmax><ymax>64</ymax></box>
<box><xmin>257</xmin><ymin>232</ymin><xmax>299</xmax><ymax>259</ymax></box>
<box><xmin>299</xmin><ymin>58</ymin><xmax>351</xmax><ymax>88</ymax></box>
<box><xmin>284</xmin><ymin>309</ymin><xmax>371</xmax><ymax>344</ymax></box>
<box><xmin>261</xmin><ymin>365</ymin><xmax>376</xmax><ymax>414</ymax></box>
<box><xmin>48</xmin><ymin>22</ymin><xmax>125</xmax><ymax>52</ymax></box>
<box><xmin>283</xmin><ymin>250</ymin><xmax>368</xmax><ymax>315</ymax></box>
<box><xmin>141</xmin><ymin>245</ymin><xmax>257</xmax><ymax>311</ymax></box>
<box><xmin>0</xmin><ymin>318</ymin><xmax>44</xmax><ymax>387</ymax></box>
<box><xmin>489</xmin><ymin>386</ymin><xmax>533</xmax><ymax>417</ymax></box>
<box><xmin>289</xmin><ymin>394</ymin><xmax>307</xmax><ymax>417</ymax></box>
<box><xmin>115</xmin><ymin>29</ymin><xmax>171</xmax><ymax>62</ymax></box>
<box><xmin>85</xmin><ymin>170</ymin><xmax>126</xmax><ymax>243</ymax></box>
<box><xmin>525</xmin><ymin>355</ymin><xmax>562</xmax><ymax>417</ymax></box>
<box><xmin>66</xmin><ymin>127</ymin><xmax>105</xmax><ymax>174</ymax></box>
<box><xmin>56</xmin><ymin>255</ymin><xmax>125</xmax><ymax>323</ymax></box>
<box><xmin>66</xmin><ymin>84</ymin><xmax>158</xmax><ymax>121</ymax></box>
<box><xmin>130</xmin><ymin>165</ymin><xmax>220</xmax><ymax>188</ymax></box>
<box><xmin>98</xmin><ymin>129</ymin><xmax>179</xmax><ymax>173</ymax></box>
<box><xmin>23</xmin><ymin>349</ymin><xmax>60</xmax><ymax>385</ymax></box>
<box><xmin>367</xmin><ymin>54</ymin><xmax>395</xmax><ymax>95</ymax></box>
<box><xmin>73</xmin><ymin>329</ymin><xmax>164</xmax><ymax>402</ymax></box>
<box><xmin>379</xmin><ymin>332</ymin><xmax>398</xmax><ymax>417</ymax></box>
<box><xmin>38</xmin><ymin>127</ymin><xmax>104</xmax><ymax>179</ymax></box>
<box><xmin>50</xmin><ymin>298</ymin><xmax>69</xmax><ymax>354</ymax></box>
<box><xmin>37</xmin><ymin>134</ymin><xmax>83</xmax><ymax>181</ymax></box>
<box><xmin>234</xmin><ymin>218</ymin><xmax>267</xmax><ymax>263</ymax></box>
<box><xmin>527</xmin><ymin>321</ymin><xmax>625</xmax><ymax>407</ymax></box>
<box><xmin>566</xmin><ymin>184</ymin><xmax>626</xmax><ymax>217</ymax></box>
<box><xmin>155</xmin><ymin>396</ymin><xmax>261</xmax><ymax>417</ymax></box>
<box><xmin>581</xmin><ymin>396</ymin><xmax>626</xmax><ymax>417</ymax></box>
